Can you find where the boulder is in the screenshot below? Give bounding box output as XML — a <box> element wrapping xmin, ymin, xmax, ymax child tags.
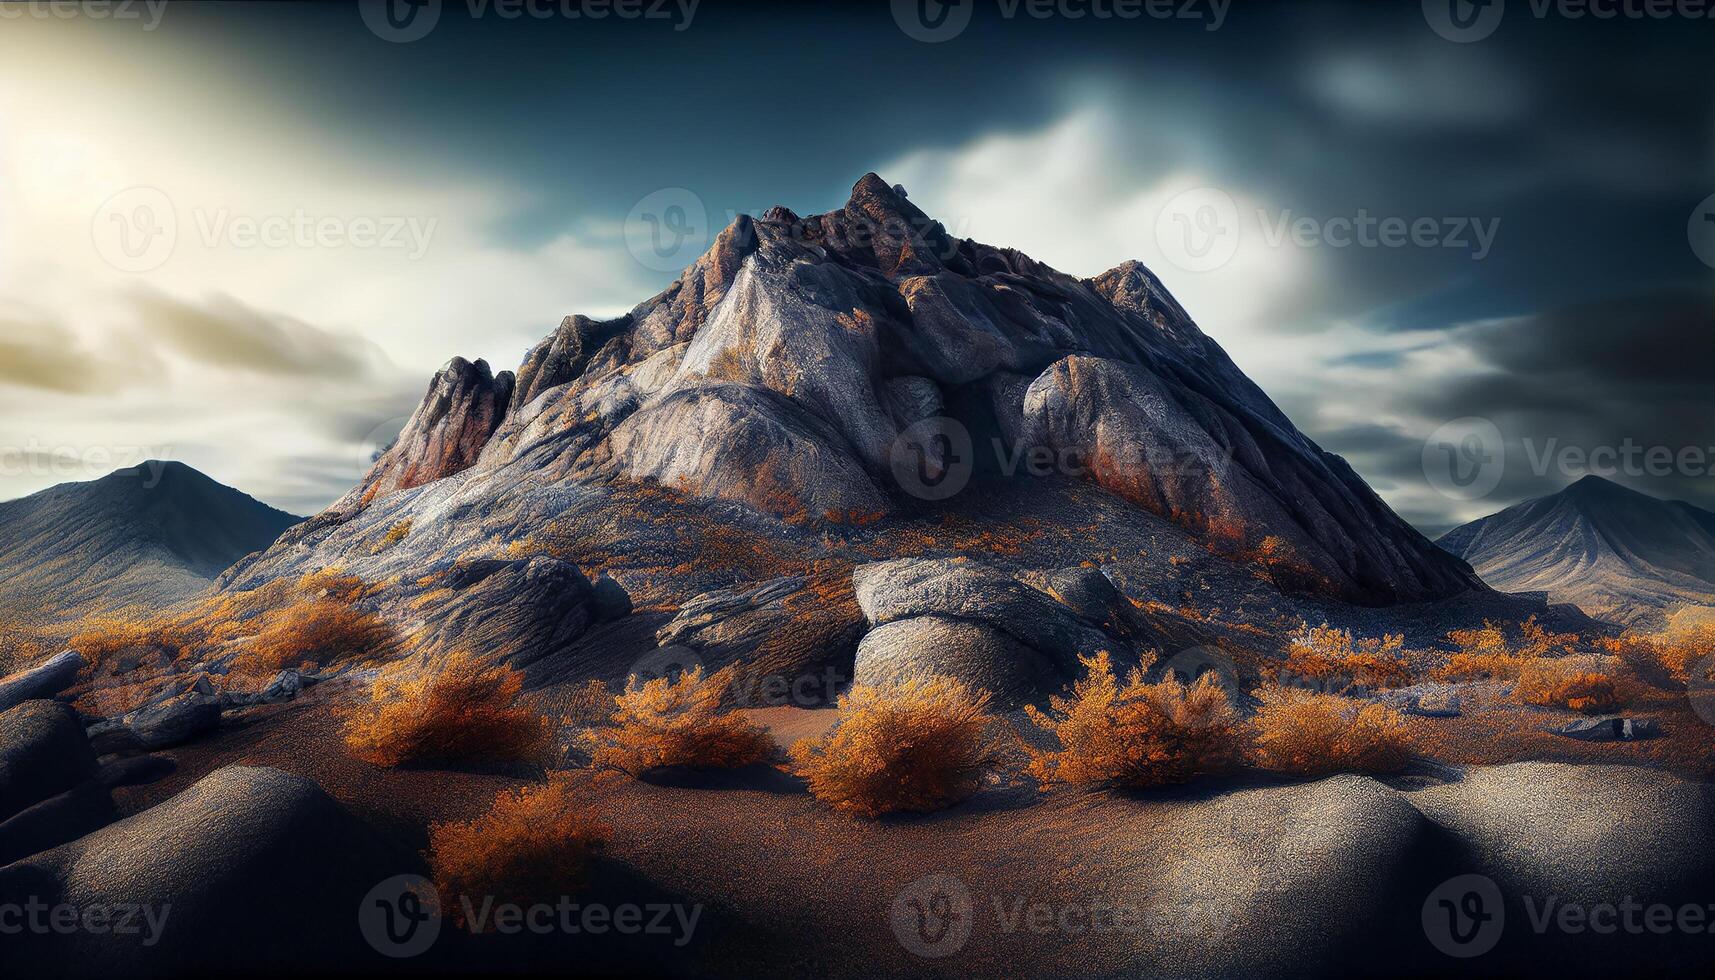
<box><xmin>655</xmin><ymin>577</ymin><xmax>863</xmax><ymax>701</ymax></box>
<box><xmin>854</xmin><ymin>616</ymin><xmax>1060</xmax><ymax>705</ymax></box>
<box><xmin>0</xmin><ymin>700</ymin><xmax>97</xmax><ymax>821</ymax></box>
<box><xmin>0</xmin><ymin>650</ymin><xmax>85</xmax><ymax>713</ymax></box>
<box><xmin>123</xmin><ymin>692</ymin><xmax>221</xmax><ymax>749</ymax></box>
<box><xmin>1551</xmin><ymin>716</ymin><xmax>1661</xmax><ymax>741</ymax></box>
<box><xmin>590</xmin><ymin>575</ymin><xmax>634</xmax><ymax>621</ymax></box>
<box><xmin>1376</xmin><ymin>683</ymin><xmax>1463</xmax><ymax>718</ymax></box>
<box><xmin>0</xmin><ymin>766</ymin><xmax>423</xmax><ymax>975</ymax></box>
<box><xmin>0</xmin><ymin>780</ymin><xmax>116</xmax><ymax>867</ymax></box>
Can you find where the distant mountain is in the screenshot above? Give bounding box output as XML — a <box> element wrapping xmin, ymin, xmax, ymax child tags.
<box><xmin>0</xmin><ymin>461</ymin><xmax>301</xmax><ymax>622</ymax></box>
<box><xmin>1439</xmin><ymin>475</ymin><xmax>1715</xmax><ymax>628</ymax></box>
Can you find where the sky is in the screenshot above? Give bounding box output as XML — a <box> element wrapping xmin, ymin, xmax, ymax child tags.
<box><xmin>0</xmin><ymin>0</ymin><xmax>1709</xmax><ymax>534</ymax></box>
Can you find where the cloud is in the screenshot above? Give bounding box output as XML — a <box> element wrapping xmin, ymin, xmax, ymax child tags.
<box><xmin>0</xmin><ymin>310</ymin><xmax>154</xmax><ymax>394</ymax></box>
<box><xmin>125</xmin><ymin>287</ymin><xmax>393</xmax><ymax>380</ymax></box>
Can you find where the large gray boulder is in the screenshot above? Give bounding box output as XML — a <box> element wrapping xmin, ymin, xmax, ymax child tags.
<box><xmin>0</xmin><ymin>650</ymin><xmax>85</xmax><ymax>713</ymax></box>
<box><xmin>851</xmin><ymin>558</ymin><xmax>1144</xmax><ymax>704</ymax></box>
<box><xmin>0</xmin><ymin>700</ymin><xmax>97</xmax><ymax>821</ymax></box>
<box><xmin>0</xmin><ymin>766</ymin><xmax>421</xmax><ymax>976</ymax></box>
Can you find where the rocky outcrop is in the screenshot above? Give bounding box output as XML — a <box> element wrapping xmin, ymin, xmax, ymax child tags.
<box><xmin>653</xmin><ymin>577</ymin><xmax>864</xmax><ymax>699</ymax></box>
<box><xmin>413</xmin><ymin>556</ymin><xmax>630</xmax><ymax>671</ymax></box>
<box><xmin>350</xmin><ymin>356</ymin><xmax>515</xmax><ymax>503</ymax></box>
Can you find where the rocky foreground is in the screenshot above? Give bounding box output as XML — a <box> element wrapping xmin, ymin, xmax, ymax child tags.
<box><xmin>2</xmin><ymin>653</ymin><xmax>1713</xmax><ymax>979</ymax></box>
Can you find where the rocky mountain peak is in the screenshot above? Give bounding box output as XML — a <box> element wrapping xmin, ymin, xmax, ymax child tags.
<box><xmin>348</xmin><ymin>356</ymin><xmax>514</xmax><ymax>504</ymax></box>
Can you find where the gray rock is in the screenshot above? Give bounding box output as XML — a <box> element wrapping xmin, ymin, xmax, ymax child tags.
<box><xmin>346</xmin><ymin>356</ymin><xmax>515</xmax><ymax>504</ymax></box>
<box><xmin>655</xmin><ymin>577</ymin><xmax>863</xmax><ymax>700</ymax></box>
<box><xmin>0</xmin><ymin>701</ymin><xmax>98</xmax><ymax>821</ymax></box>
<box><xmin>590</xmin><ymin>574</ymin><xmax>634</xmax><ymax>621</ymax></box>
<box><xmin>0</xmin><ymin>650</ymin><xmax>85</xmax><ymax>713</ymax></box>
<box><xmin>0</xmin><ymin>766</ymin><xmax>421</xmax><ymax>974</ymax></box>
<box><xmin>1376</xmin><ymin>683</ymin><xmax>1463</xmax><ymax>718</ymax></box>
<box><xmin>854</xmin><ymin>615</ymin><xmax>1061</xmax><ymax>705</ymax></box>
<box><xmin>1551</xmin><ymin>716</ymin><xmax>1661</xmax><ymax>741</ymax></box>
<box><xmin>123</xmin><ymin>693</ymin><xmax>221</xmax><ymax>750</ymax></box>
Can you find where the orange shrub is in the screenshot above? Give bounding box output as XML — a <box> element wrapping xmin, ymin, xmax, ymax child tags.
<box><xmin>1250</xmin><ymin>685</ymin><xmax>1410</xmax><ymax>776</ymax></box>
<box><xmin>427</xmin><ymin>772</ymin><xmax>609</xmax><ymax>930</ymax></box>
<box><xmin>1025</xmin><ymin>652</ymin><xmax>1243</xmax><ymax>789</ymax></box>
<box><xmin>344</xmin><ymin>651</ymin><xmax>552</xmax><ymax>767</ymax></box>
<box><xmin>68</xmin><ymin>614</ymin><xmax>197</xmax><ymax>670</ymax></box>
<box><xmin>790</xmin><ymin>676</ymin><xmax>1009</xmax><ymax>817</ymax></box>
<box><xmin>233</xmin><ymin>599</ymin><xmax>399</xmax><ymax>676</ymax></box>
<box><xmin>1278</xmin><ymin>624</ymin><xmax>1412</xmax><ymax>691</ymax></box>
<box><xmin>1513</xmin><ymin>658</ymin><xmax>1622</xmax><ymax>713</ymax></box>
<box><xmin>1604</xmin><ymin>609</ymin><xmax>1715</xmax><ymax>687</ymax></box>
<box><xmin>583</xmin><ymin>666</ymin><xmax>775</xmax><ymax>774</ymax></box>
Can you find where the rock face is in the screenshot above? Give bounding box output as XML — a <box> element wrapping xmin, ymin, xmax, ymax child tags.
<box><xmin>351</xmin><ymin>356</ymin><xmax>515</xmax><ymax>504</ymax></box>
<box><xmin>306</xmin><ymin>173</ymin><xmax>1472</xmax><ymax>605</ymax></box>
<box><xmin>0</xmin><ymin>462</ymin><xmax>300</xmax><ymax>619</ymax></box>
<box><xmin>653</xmin><ymin>576</ymin><xmax>864</xmax><ymax>700</ymax></box>
<box><xmin>1440</xmin><ymin>474</ymin><xmax>1715</xmax><ymax>627</ymax></box>
<box><xmin>413</xmin><ymin>557</ymin><xmax>630</xmax><ymax>670</ymax></box>
<box><xmin>0</xmin><ymin>766</ymin><xmax>419</xmax><ymax>975</ymax></box>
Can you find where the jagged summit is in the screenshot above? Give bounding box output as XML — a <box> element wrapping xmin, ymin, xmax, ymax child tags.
<box><xmin>1440</xmin><ymin>475</ymin><xmax>1715</xmax><ymax>627</ymax></box>
<box><xmin>309</xmin><ymin>174</ymin><xmax>1476</xmax><ymax>605</ymax></box>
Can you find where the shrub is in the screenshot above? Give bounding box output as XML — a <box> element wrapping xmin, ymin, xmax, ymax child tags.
<box><xmin>344</xmin><ymin>651</ymin><xmax>552</xmax><ymax>767</ymax></box>
<box><xmin>1605</xmin><ymin>609</ymin><xmax>1715</xmax><ymax>687</ymax></box>
<box><xmin>583</xmin><ymin>666</ymin><xmax>775</xmax><ymax>775</ymax></box>
<box><xmin>1278</xmin><ymin>624</ymin><xmax>1412</xmax><ymax>691</ymax></box>
<box><xmin>790</xmin><ymin>676</ymin><xmax>1009</xmax><ymax>817</ymax></box>
<box><xmin>373</xmin><ymin>520</ymin><xmax>413</xmax><ymax>553</ymax></box>
<box><xmin>1250</xmin><ymin>685</ymin><xmax>1410</xmax><ymax>776</ymax></box>
<box><xmin>1025</xmin><ymin>652</ymin><xmax>1244</xmax><ymax>789</ymax></box>
<box><xmin>1513</xmin><ymin>657</ymin><xmax>1622</xmax><ymax>713</ymax></box>
<box><xmin>233</xmin><ymin>599</ymin><xmax>399</xmax><ymax>676</ymax></box>
<box><xmin>1433</xmin><ymin>617</ymin><xmax>1575</xmax><ymax>682</ymax></box>
<box><xmin>427</xmin><ymin>772</ymin><xmax>609</xmax><ymax>930</ymax></box>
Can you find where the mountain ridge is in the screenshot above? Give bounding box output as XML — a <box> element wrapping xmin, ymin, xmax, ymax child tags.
<box><xmin>0</xmin><ymin>461</ymin><xmax>302</xmax><ymax>622</ymax></box>
<box><xmin>1439</xmin><ymin>474</ymin><xmax>1715</xmax><ymax>627</ymax></box>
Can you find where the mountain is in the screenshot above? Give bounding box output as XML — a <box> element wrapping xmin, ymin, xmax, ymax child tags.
<box><xmin>1439</xmin><ymin>475</ymin><xmax>1715</xmax><ymax>627</ymax></box>
<box><xmin>221</xmin><ymin>174</ymin><xmax>1483</xmax><ymax>693</ymax></box>
<box><xmin>0</xmin><ymin>461</ymin><xmax>302</xmax><ymax>622</ymax></box>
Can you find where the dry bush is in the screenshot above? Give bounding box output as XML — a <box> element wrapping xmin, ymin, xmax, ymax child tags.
<box><xmin>68</xmin><ymin>614</ymin><xmax>197</xmax><ymax>670</ymax></box>
<box><xmin>344</xmin><ymin>650</ymin><xmax>552</xmax><ymax>767</ymax></box>
<box><xmin>1434</xmin><ymin>616</ymin><xmax>1575</xmax><ymax>682</ymax></box>
<box><xmin>373</xmin><ymin>520</ymin><xmax>413</xmax><ymax>553</ymax></box>
<box><xmin>789</xmin><ymin>676</ymin><xmax>1009</xmax><ymax>817</ymax></box>
<box><xmin>1512</xmin><ymin>657</ymin><xmax>1622</xmax><ymax>713</ymax></box>
<box><xmin>583</xmin><ymin>666</ymin><xmax>775</xmax><ymax>775</ymax></box>
<box><xmin>232</xmin><ymin>598</ymin><xmax>400</xmax><ymax>676</ymax></box>
<box><xmin>1250</xmin><ymin>685</ymin><xmax>1410</xmax><ymax>776</ymax></box>
<box><xmin>1278</xmin><ymin>624</ymin><xmax>1413</xmax><ymax>691</ymax></box>
<box><xmin>1025</xmin><ymin>652</ymin><xmax>1244</xmax><ymax>789</ymax></box>
<box><xmin>427</xmin><ymin>772</ymin><xmax>609</xmax><ymax>929</ymax></box>
<box><xmin>1604</xmin><ymin>609</ymin><xmax>1715</xmax><ymax>687</ymax></box>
